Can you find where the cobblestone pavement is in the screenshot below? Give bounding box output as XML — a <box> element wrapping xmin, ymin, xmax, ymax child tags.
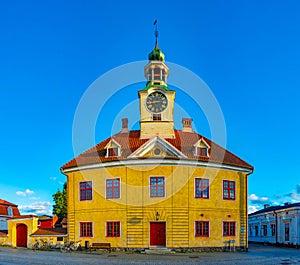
<box><xmin>0</xmin><ymin>244</ymin><xmax>299</xmax><ymax>265</ymax></box>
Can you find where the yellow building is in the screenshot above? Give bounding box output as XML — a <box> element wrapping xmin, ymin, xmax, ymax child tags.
<box><xmin>61</xmin><ymin>38</ymin><xmax>253</xmax><ymax>251</ymax></box>
<box><xmin>0</xmin><ymin>198</ymin><xmax>66</xmax><ymax>248</ymax></box>
<box><xmin>5</xmin><ymin>215</ymin><xmax>67</xmax><ymax>248</ymax></box>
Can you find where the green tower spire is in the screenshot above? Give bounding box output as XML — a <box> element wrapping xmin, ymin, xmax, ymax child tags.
<box><xmin>148</xmin><ymin>20</ymin><xmax>165</xmax><ymax>62</ymax></box>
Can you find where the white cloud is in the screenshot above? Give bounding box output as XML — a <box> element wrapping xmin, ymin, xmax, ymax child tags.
<box><xmin>248</xmin><ymin>205</ymin><xmax>260</xmax><ymax>214</ymax></box>
<box><xmin>248</xmin><ymin>194</ymin><xmax>258</xmax><ymax>201</ymax></box>
<box><xmin>249</xmin><ymin>184</ymin><xmax>300</xmax><ymax>214</ymax></box>
<box><xmin>19</xmin><ymin>201</ymin><xmax>52</xmax><ymax>215</ymax></box>
<box><xmin>50</xmin><ymin>176</ymin><xmax>57</xmax><ymax>181</ymax></box>
<box><xmin>16</xmin><ymin>189</ymin><xmax>34</xmax><ymax>197</ymax></box>
<box><xmin>248</xmin><ymin>193</ymin><xmax>269</xmax><ymax>204</ymax></box>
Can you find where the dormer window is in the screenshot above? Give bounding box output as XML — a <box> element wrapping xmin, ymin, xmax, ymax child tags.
<box><xmin>105</xmin><ymin>139</ymin><xmax>121</xmax><ymax>157</ymax></box>
<box><xmin>7</xmin><ymin>206</ymin><xmax>13</xmax><ymax>217</ymax></box>
<box><xmin>196</xmin><ymin>147</ymin><xmax>208</xmax><ymax>157</ymax></box>
<box><xmin>107</xmin><ymin>147</ymin><xmax>119</xmax><ymax>157</ymax></box>
<box><xmin>194</xmin><ymin>138</ymin><xmax>210</xmax><ymax>157</ymax></box>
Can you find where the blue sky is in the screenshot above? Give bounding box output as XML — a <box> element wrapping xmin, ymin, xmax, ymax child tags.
<box><xmin>0</xmin><ymin>1</ymin><xmax>299</xmax><ymax>215</ymax></box>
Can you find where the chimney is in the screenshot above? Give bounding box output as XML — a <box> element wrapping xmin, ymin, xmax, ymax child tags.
<box><xmin>264</xmin><ymin>204</ymin><xmax>270</xmax><ymax>209</ymax></box>
<box><xmin>121</xmin><ymin>118</ymin><xmax>128</xmax><ymax>133</ymax></box>
<box><xmin>182</xmin><ymin>118</ymin><xmax>193</xmax><ymax>133</ymax></box>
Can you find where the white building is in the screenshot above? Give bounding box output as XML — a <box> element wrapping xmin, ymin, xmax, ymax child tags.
<box><xmin>248</xmin><ymin>202</ymin><xmax>300</xmax><ymax>246</ymax></box>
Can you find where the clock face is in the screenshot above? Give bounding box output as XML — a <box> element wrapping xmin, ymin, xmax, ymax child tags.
<box><xmin>145</xmin><ymin>91</ymin><xmax>168</xmax><ymax>113</ymax></box>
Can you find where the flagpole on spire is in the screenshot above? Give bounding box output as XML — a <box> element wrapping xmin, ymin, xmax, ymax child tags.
<box><xmin>153</xmin><ymin>19</ymin><xmax>158</xmax><ymax>49</ymax></box>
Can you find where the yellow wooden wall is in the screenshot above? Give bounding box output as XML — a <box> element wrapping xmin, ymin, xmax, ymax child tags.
<box><xmin>66</xmin><ymin>165</ymin><xmax>248</xmax><ymax>249</ymax></box>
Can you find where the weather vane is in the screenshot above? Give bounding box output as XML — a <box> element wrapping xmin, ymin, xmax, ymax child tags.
<box><xmin>153</xmin><ymin>19</ymin><xmax>158</xmax><ymax>43</ymax></box>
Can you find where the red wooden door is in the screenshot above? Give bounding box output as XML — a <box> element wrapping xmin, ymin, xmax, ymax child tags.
<box><xmin>16</xmin><ymin>224</ymin><xmax>27</xmax><ymax>247</ymax></box>
<box><xmin>150</xmin><ymin>222</ymin><xmax>166</xmax><ymax>246</ymax></box>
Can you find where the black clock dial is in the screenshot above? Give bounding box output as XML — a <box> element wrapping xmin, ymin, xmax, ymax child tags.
<box><xmin>145</xmin><ymin>91</ymin><xmax>168</xmax><ymax>113</ymax></box>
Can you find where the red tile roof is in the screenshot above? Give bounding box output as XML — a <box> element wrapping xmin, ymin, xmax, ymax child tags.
<box><xmin>0</xmin><ymin>230</ymin><xmax>8</xmax><ymax>237</ymax></box>
<box><xmin>0</xmin><ymin>199</ymin><xmax>17</xmax><ymax>207</ymax></box>
<box><xmin>30</xmin><ymin>228</ymin><xmax>67</xmax><ymax>236</ymax></box>
<box><xmin>61</xmin><ymin>130</ymin><xmax>253</xmax><ymax>171</ymax></box>
<box><xmin>0</xmin><ymin>199</ymin><xmax>20</xmax><ymax>217</ymax></box>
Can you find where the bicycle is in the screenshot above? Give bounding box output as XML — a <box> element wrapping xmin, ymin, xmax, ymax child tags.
<box><xmin>60</xmin><ymin>240</ymin><xmax>81</xmax><ymax>252</ymax></box>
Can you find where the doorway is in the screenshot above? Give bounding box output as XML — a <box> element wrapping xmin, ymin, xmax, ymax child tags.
<box><xmin>150</xmin><ymin>222</ymin><xmax>166</xmax><ymax>246</ymax></box>
<box><xmin>16</xmin><ymin>224</ymin><xmax>27</xmax><ymax>247</ymax></box>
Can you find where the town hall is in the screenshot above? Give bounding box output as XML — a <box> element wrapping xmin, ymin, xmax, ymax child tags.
<box><xmin>61</xmin><ymin>34</ymin><xmax>253</xmax><ymax>251</ymax></box>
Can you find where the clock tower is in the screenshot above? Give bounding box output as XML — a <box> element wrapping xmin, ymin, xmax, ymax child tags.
<box><xmin>139</xmin><ymin>35</ymin><xmax>175</xmax><ymax>139</ymax></box>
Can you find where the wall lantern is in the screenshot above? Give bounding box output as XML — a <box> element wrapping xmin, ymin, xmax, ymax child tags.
<box><xmin>156</xmin><ymin>212</ymin><xmax>160</xmax><ymax>221</ymax></box>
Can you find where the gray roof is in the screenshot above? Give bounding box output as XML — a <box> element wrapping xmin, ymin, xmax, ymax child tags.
<box><xmin>249</xmin><ymin>202</ymin><xmax>300</xmax><ymax>216</ymax></box>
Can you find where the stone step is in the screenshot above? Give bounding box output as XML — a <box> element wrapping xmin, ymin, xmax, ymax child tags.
<box><xmin>145</xmin><ymin>247</ymin><xmax>175</xmax><ymax>255</ymax></box>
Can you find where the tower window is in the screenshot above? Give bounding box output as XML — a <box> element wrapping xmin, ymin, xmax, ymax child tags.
<box><xmin>147</xmin><ymin>69</ymin><xmax>152</xmax><ymax>80</ymax></box>
<box><xmin>153</xmin><ymin>68</ymin><xmax>161</xmax><ymax>80</ymax></box>
<box><xmin>152</xmin><ymin>114</ymin><xmax>161</xmax><ymax>121</ymax></box>
<box><xmin>162</xmin><ymin>69</ymin><xmax>166</xmax><ymax>82</ymax></box>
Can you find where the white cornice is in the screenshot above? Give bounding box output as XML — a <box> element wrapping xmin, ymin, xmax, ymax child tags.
<box><xmin>62</xmin><ymin>158</ymin><xmax>253</xmax><ymax>174</ymax></box>
<box><xmin>8</xmin><ymin>216</ymin><xmax>38</xmax><ymax>222</ymax></box>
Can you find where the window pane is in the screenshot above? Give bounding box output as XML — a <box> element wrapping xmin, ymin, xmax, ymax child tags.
<box><xmin>224</xmin><ymin>190</ymin><xmax>228</xmax><ymax>198</ymax></box>
<box><xmin>195</xmin><ymin>178</ymin><xmax>209</xmax><ymax>199</ymax></box>
<box><xmin>195</xmin><ymin>221</ymin><xmax>209</xmax><ymax>237</ymax></box>
<box><xmin>107</xmin><ymin>222</ymin><xmax>120</xmax><ymax>237</ymax></box>
<box><xmin>150</xmin><ymin>177</ymin><xmax>165</xmax><ymax>197</ymax></box>
<box><xmin>107</xmin><ymin>180</ymin><xmax>112</xmax><ymax>186</ymax></box>
<box><xmin>80</xmin><ymin>181</ymin><xmax>92</xmax><ymax>201</ymax></box>
<box><xmin>80</xmin><ymin>222</ymin><xmax>93</xmax><ymax>237</ymax></box>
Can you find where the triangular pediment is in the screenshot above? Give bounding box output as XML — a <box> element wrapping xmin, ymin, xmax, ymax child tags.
<box><xmin>104</xmin><ymin>138</ymin><xmax>121</xmax><ymax>149</ymax></box>
<box><xmin>194</xmin><ymin>137</ymin><xmax>210</xmax><ymax>149</ymax></box>
<box><xmin>128</xmin><ymin>136</ymin><xmax>187</xmax><ymax>159</ymax></box>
